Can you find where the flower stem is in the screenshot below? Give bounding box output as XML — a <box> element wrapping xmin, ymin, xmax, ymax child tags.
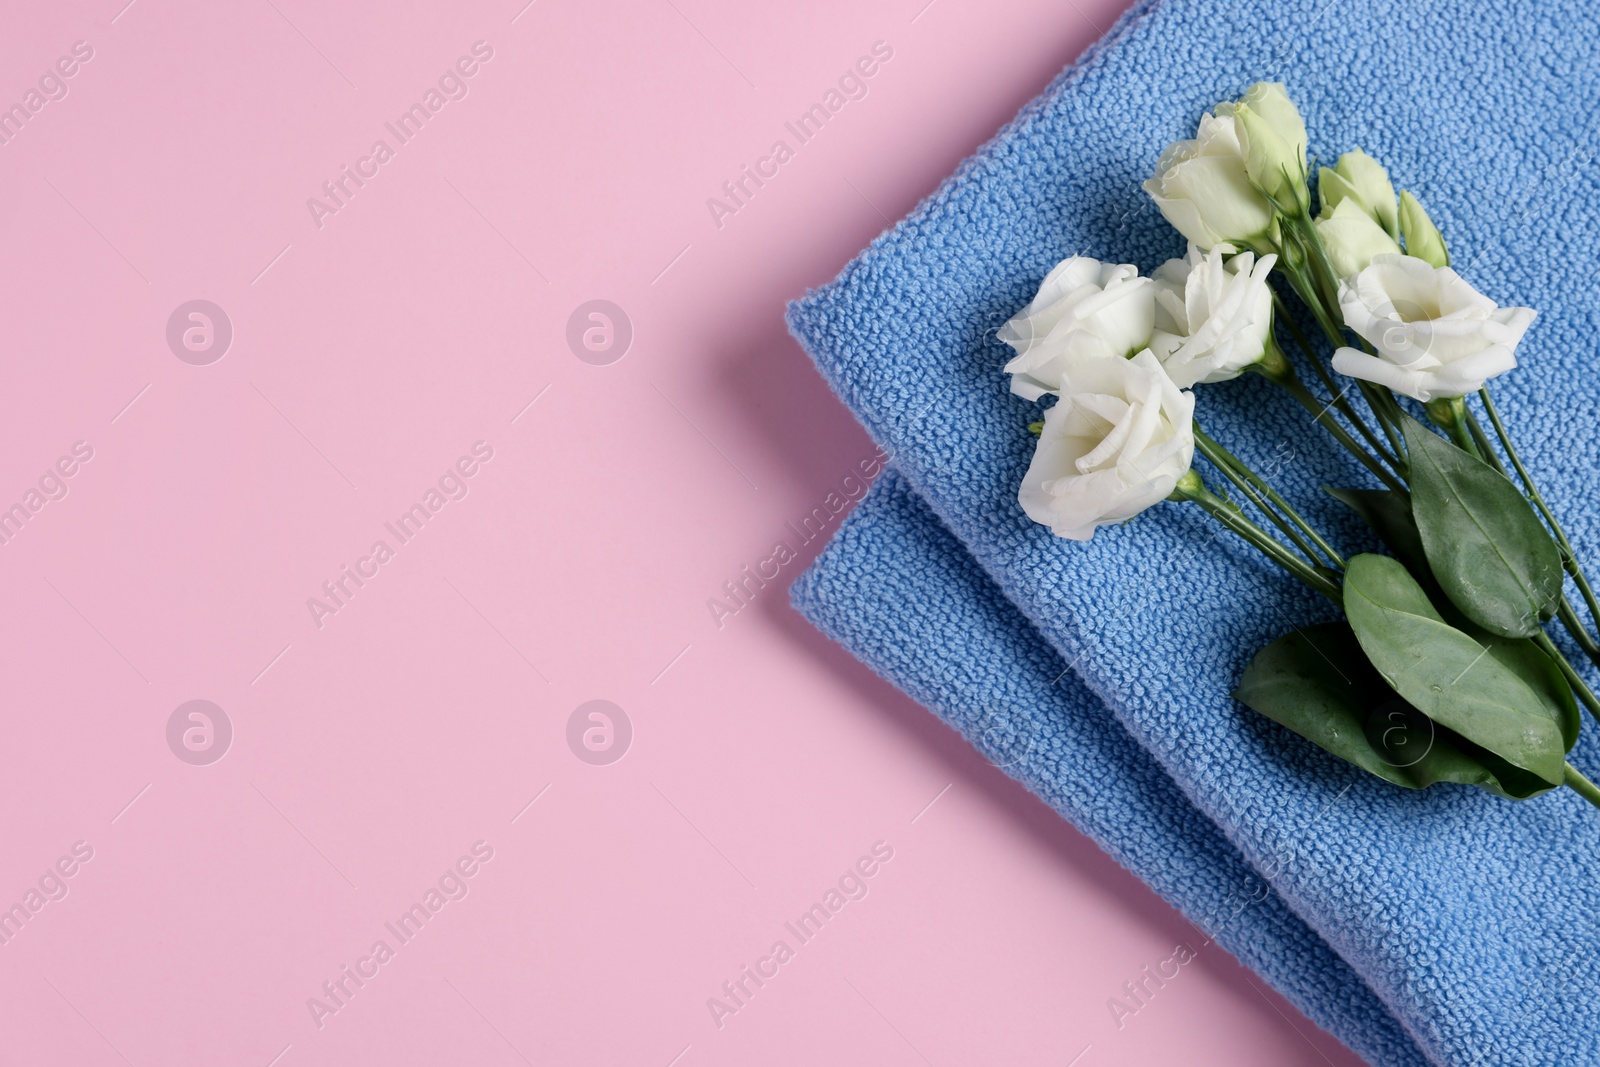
<box><xmin>1565</xmin><ymin>762</ymin><xmax>1600</xmax><ymax>812</ymax></box>
<box><xmin>1281</xmin><ymin>233</ymin><xmax>1348</xmax><ymax>347</ymax></box>
<box><xmin>1193</xmin><ymin>426</ymin><xmax>1345</xmax><ymax>568</ymax></box>
<box><xmin>1464</xmin><ymin>412</ymin><xmax>1504</xmax><ymax>471</ymax></box>
<box><xmin>1556</xmin><ymin>598</ymin><xmax>1600</xmax><ymax>669</ymax></box>
<box><xmin>1361</xmin><ymin>382</ymin><xmax>1410</xmax><ymax>461</ymax></box>
<box><xmin>1195</xmin><ymin>437</ymin><xmax>1322</xmax><ymax>564</ymax></box>
<box><xmin>1170</xmin><ymin>471</ymin><xmax>1343</xmax><ymax>603</ymax></box>
<box><xmin>1261</xmin><ymin>366</ymin><xmax>1409</xmax><ymax>494</ymax></box>
<box><xmin>1283</xmin><ymin>216</ymin><xmax>1411</xmax><ymax>463</ymax></box>
<box><xmin>1475</xmin><ymin>388</ymin><xmax>1600</xmax><ymax>650</ymax></box>
<box><xmin>1535</xmin><ymin>630</ymin><xmax>1600</xmax><ymax>726</ymax></box>
<box><xmin>1269</xmin><ymin>293</ymin><xmax>1396</xmax><ymax>465</ymax></box>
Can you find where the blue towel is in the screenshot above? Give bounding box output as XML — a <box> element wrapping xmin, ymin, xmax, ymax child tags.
<box><xmin>784</xmin><ymin>0</ymin><xmax>1600</xmax><ymax>1062</ymax></box>
<box><xmin>793</xmin><ymin>468</ymin><xmax>1426</xmax><ymax>1067</ymax></box>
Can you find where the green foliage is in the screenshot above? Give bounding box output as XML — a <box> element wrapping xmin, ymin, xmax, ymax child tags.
<box><xmin>1403</xmin><ymin>416</ymin><xmax>1562</xmax><ymax>638</ymax></box>
<box><xmin>1236</xmin><ymin>621</ymin><xmax>1558</xmax><ymax>798</ymax></box>
<box><xmin>1342</xmin><ymin>554</ymin><xmax>1568</xmax><ymax>785</ymax></box>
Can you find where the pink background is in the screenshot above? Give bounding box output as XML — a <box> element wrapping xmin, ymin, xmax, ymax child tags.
<box><xmin>0</xmin><ymin>1</ymin><xmax>1364</xmax><ymax>1063</ymax></box>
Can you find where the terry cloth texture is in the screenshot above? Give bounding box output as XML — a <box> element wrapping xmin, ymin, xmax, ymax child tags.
<box><xmin>792</xmin><ymin>468</ymin><xmax>1426</xmax><ymax>1067</ymax></box>
<box><xmin>784</xmin><ymin>0</ymin><xmax>1600</xmax><ymax>1063</ymax></box>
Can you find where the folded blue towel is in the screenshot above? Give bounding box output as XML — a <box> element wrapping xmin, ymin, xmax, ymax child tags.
<box><xmin>793</xmin><ymin>468</ymin><xmax>1426</xmax><ymax>1066</ymax></box>
<box><xmin>785</xmin><ymin>0</ymin><xmax>1600</xmax><ymax>1062</ymax></box>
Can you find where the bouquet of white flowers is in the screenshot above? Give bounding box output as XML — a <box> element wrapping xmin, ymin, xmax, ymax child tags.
<box><xmin>1008</xmin><ymin>82</ymin><xmax>1600</xmax><ymax>809</ymax></box>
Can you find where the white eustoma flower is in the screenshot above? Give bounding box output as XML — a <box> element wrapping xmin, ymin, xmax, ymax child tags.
<box><xmin>1315</xmin><ymin>199</ymin><xmax>1402</xmax><ymax>279</ymax></box>
<box><xmin>1149</xmin><ymin>243</ymin><xmax>1279</xmax><ymax>387</ymax></box>
<box><xmin>1019</xmin><ymin>349</ymin><xmax>1196</xmax><ymax>541</ymax></box>
<box><xmin>1331</xmin><ymin>255</ymin><xmax>1536</xmax><ymax>402</ymax></box>
<box><xmin>999</xmin><ymin>256</ymin><xmax>1155</xmax><ymax>401</ymax></box>
<box><xmin>1143</xmin><ymin>111</ymin><xmax>1277</xmax><ymax>251</ymax></box>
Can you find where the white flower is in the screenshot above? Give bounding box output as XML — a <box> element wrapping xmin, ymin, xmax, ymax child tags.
<box><xmin>1144</xmin><ymin>111</ymin><xmax>1277</xmax><ymax>251</ymax></box>
<box><xmin>1020</xmin><ymin>349</ymin><xmax>1195</xmax><ymax>541</ymax></box>
<box><xmin>1330</xmin><ymin>255</ymin><xmax>1536</xmax><ymax>402</ymax></box>
<box><xmin>1149</xmin><ymin>243</ymin><xmax>1278</xmax><ymax>387</ymax></box>
<box><xmin>1315</xmin><ymin>199</ymin><xmax>1402</xmax><ymax>279</ymax></box>
<box><xmin>999</xmin><ymin>256</ymin><xmax>1155</xmax><ymax>401</ymax></box>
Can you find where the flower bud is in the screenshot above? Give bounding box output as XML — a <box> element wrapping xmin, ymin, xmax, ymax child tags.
<box><xmin>1236</xmin><ymin>83</ymin><xmax>1307</xmax><ymax>171</ymax></box>
<box><xmin>1315</xmin><ymin>199</ymin><xmax>1402</xmax><ymax>279</ymax></box>
<box><xmin>1231</xmin><ymin>104</ymin><xmax>1308</xmax><ymax>215</ymax></box>
<box><xmin>1317</xmin><ymin>149</ymin><xmax>1398</xmax><ymax>238</ymax></box>
<box><xmin>1398</xmin><ymin>191</ymin><xmax>1449</xmax><ymax>268</ymax></box>
<box><xmin>1226</xmin><ymin>83</ymin><xmax>1309</xmax><ymax>215</ymax></box>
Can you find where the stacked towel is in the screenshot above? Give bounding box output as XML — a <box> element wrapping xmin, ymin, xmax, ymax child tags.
<box><xmin>785</xmin><ymin>0</ymin><xmax>1600</xmax><ymax>1063</ymax></box>
<box><xmin>792</xmin><ymin>468</ymin><xmax>1426</xmax><ymax>1066</ymax></box>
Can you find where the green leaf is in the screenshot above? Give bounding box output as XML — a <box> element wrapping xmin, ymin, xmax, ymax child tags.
<box><xmin>1403</xmin><ymin>415</ymin><xmax>1562</xmax><ymax>637</ymax></box>
<box><xmin>1482</xmin><ymin>634</ymin><xmax>1581</xmax><ymax>753</ymax></box>
<box><xmin>1342</xmin><ymin>553</ymin><xmax>1568</xmax><ymax>784</ymax></box>
<box><xmin>1326</xmin><ymin>489</ymin><xmax>1580</xmax><ymax>753</ymax></box>
<box><xmin>1236</xmin><ymin>621</ymin><xmax>1557</xmax><ymax>796</ymax></box>
<box><xmin>1316</xmin><ymin>492</ymin><xmax>1578</xmax><ymax>761</ymax></box>
<box><xmin>1237</xmin><ymin>623</ymin><xmax>1408</xmax><ymax>786</ymax></box>
<box><xmin>1446</xmin><ymin>738</ymin><xmax>1560</xmax><ymax>800</ymax></box>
